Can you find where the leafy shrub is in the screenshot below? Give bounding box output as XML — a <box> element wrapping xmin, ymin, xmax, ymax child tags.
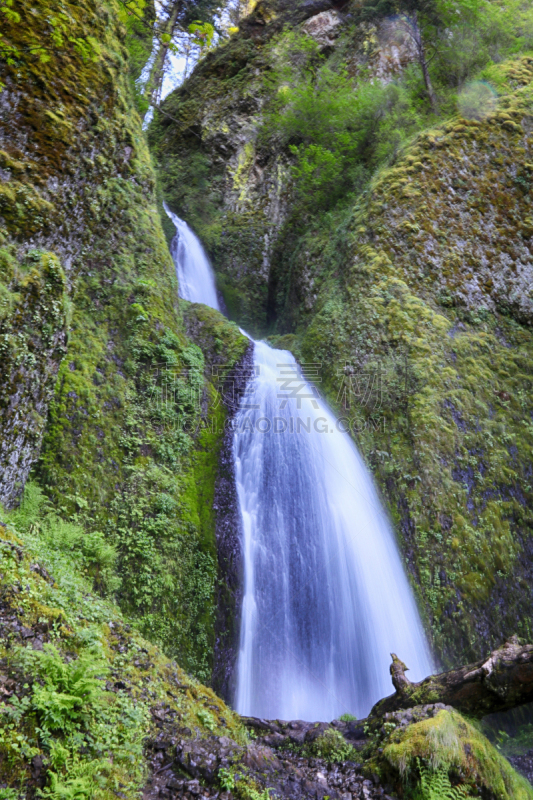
<box><xmin>339</xmin><ymin>713</ymin><xmax>358</xmax><ymax>722</ymax></box>
<box><xmin>261</xmin><ymin>37</ymin><xmax>422</xmax><ymax>215</ymax></box>
<box><xmin>314</xmin><ymin>728</ymin><xmax>356</xmax><ymax>763</ymax></box>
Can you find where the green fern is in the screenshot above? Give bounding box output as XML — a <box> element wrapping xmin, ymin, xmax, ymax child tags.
<box><xmin>417</xmin><ymin>759</ymin><xmax>469</xmax><ymax>800</ymax></box>
<box><xmin>18</xmin><ymin>643</ymin><xmax>107</xmax><ymax>735</ymax></box>
<box><xmin>38</xmin><ymin>756</ymin><xmax>104</xmax><ymax>800</ymax></box>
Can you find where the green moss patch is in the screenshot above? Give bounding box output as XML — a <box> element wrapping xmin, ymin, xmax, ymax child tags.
<box><xmin>370</xmin><ymin>707</ymin><xmax>533</xmax><ymax>800</ymax></box>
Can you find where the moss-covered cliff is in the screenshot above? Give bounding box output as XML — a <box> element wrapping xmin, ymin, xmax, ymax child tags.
<box><xmin>299</xmin><ymin>56</ymin><xmax>533</xmax><ymax>665</ymax></box>
<box><xmin>0</xmin><ymin>497</ymin><xmax>247</xmax><ymax>797</ymax></box>
<box><xmin>2</xmin><ymin>0</ymin><xmax>533</xmax><ymax>797</ymax></box>
<box><xmin>3</xmin><ymin>503</ymin><xmax>532</xmax><ymax>800</ymax></box>
<box><xmin>149</xmin><ymin>0</ymin><xmax>533</xmax><ymax>667</ymax></box>
<box><xmin>0</xmin><ymin>0</ymin><xmax>248</xmax><ymax>681</ymax></box>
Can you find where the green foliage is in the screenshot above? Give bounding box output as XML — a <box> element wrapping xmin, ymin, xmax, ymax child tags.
<box><xmin>415</xmin><ymin>759</ymin><xmax>469</xmax><ymax>800</ymax></box>
<box><xmin>339</xmin><ymin>713</ymin><xmax>358</xmax><ymax>722</ymax></box>
<box><xmin>219</xmin><ymin>767</ymin><xmax>236</xmax><ymax>791</ymax></box>
<box><xmin>234</xmin><ymin>780</ymin><xmax>271</xmax><ymax>800</ymax></box>
<box><xmin>0</xmin><ymin>0</ymin><xmax>247</xmax><ymax>682</ymax></box>
<box><xmin>0</xmin><ymin>790</ymin><xmax>20</xmax><ymax>800</ymax></box>
<box><xmin>314</xmin><ymin>728</ymin><xmax>357</xmax><ymax>763</ymax></box>
<box><xmin>188</xmin><ymin>20</ymin><xmax>215</xmax><ymax>50</ymax></box>
<box><xmin>261</xmin><ymin>8</ymin><xmax>533</xmax><ymax>226</ymax></box>
<box><xmin>197</xmin><ymin>707</ymin><xmax>216</xmax><ymax>730</ymax></box>
<box><xmin>430</xmin><ymin>0</ymin><xmax>533</xmax><ymax>90</ymax></box>
<box><xmin>378</xmin><ymin>709</ymin><xmax>533</xmax><ymax>800</ymax></box>
<box><xmin>262</xmin><ymin>41</ymin><xmax>423</xmax><ymax>214</ymax></box>
<box><xmin>494</xmin><ymin>724</ymin><xmax>533</xmax><ymax>758</ymax></box>
<box><xmin>10</xmin><ymin>483</ymin><xmax>118</xmax><ymax>594</ymax></box>
<box><xmin>18</xmin><ymin>644</ymin><xmax>107</xmax><ymax>736</ymax></box>
<box><xmin>38</xmin><ymin>757</ymin><xmax>103</xmax><ymax>800</ymax></box>
<box><xmin>0</xmin><ymin>509</ymin><xmax>245</xmax><ymax>797</ymax></box>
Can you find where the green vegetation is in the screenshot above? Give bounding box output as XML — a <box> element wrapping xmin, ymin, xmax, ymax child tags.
<box><xmin>415</xmin><ymin>761</ymin><xmax>468</xmax><ymax>800</ymax></box>
<box><xmin>313</xmin><ymin>728</ymin><xmax>358</xmax><ymax>763</ymax></box>
<box><xmin>0</xmin><ymin>502</ymin><xmax>245</xmax><ymax>798</ymax></box>
<box><xmin>2</xmin><ymin>2</ymin><xmax>533</xmax><ymax>799</ymax></box>
<box><xmin>261</xmin><ymin>32</ymin><xmax>423</xmax><ymax>214</ymax></box>
<box><xmin>371</xmin><ymin>709</ymin><xmax>533</xmax><ymax>800</ymax></box>
<box><xmin>0</xmin><ymin>0</ymin><xmax>248</xmax><ymax>682</ymax></box>
<box><xmin>151</xmin><ymin>0</ymin><xmax>533</xmax><ymax>330</ymax></box>
<box><xmin>300</xmin><ymin>55</ymin><xmax>533</xmax><ymax>663</ymax></box>
<box><xmin>339</xmin><ymin>713</ymin><xmax>358</xmax><ymax>722</ymax></box>
<box><xmin>149</xmin><ymin>0</ymin><xmax>533</xmax><ymax>666</ymax></box>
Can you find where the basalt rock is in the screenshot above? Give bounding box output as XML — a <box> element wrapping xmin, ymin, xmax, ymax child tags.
<box><xmin>144</xmin><ymin>727</ymin><xmax>390</xmax><ymax>800</ymax></box>
<box><xmin>211</xmin><ymin>341</ymin><xmax>255</xmax><ymax>703</ymax></box>
<box><xmin>0</xmin><ymin>254</ymin><xmax>68</xmax><ymax>508</ymax></box>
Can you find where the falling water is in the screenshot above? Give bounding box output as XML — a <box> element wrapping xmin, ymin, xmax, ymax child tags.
<box><xmin>165</xmin><ymin>202</ymin><xmax>220</xmax><ymax>310</ymax></box>
<box><xmin>167</xmin><ymin>207</ymin><xmax>433</xmax><ymax>722</ymax></box>
<box><xmin>234</xmin><ymin>343</ymin><xmax>433</xmax><ymax>720</ymax></box>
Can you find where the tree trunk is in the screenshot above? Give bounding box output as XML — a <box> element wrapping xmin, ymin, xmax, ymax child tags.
<box><xmin>370</xmin><ymin>637</ymin><xmax>533</xmax><ymax>719</ymax></box>
<box><xmin>410</xmin><ymin>11</ymin><xmax>438</xmax><ymax>114</ymax></box>
<box><xmin>143</xmin><ymin>1</ymin><xmax>182</xmax><ymax>108</ymax></box>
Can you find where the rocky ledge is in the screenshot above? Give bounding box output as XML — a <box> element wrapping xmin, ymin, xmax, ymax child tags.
<box><xmin>143</xmin><ymin>706</ymin><xmax>463</xmax><ymax>800</ymax></box>
<box><xmin>144</xmin><ymin>719</ymin><xmax>384</xmax><ymax>800</ymax></box>
<box><xmin>144</xmin><ymin>700</ymin><xmax>533</xmax><ymax>800</ymax></box>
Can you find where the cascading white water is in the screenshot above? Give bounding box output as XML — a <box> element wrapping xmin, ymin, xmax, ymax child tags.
<box><xmin>167</xmin><ymin>207</ymin><xmax>433</xmax><ymax>721</ymax></box>
<box><xmin>164</xmin><ymin>202</ymin><xmax>220</xmax><ymax>310</ymax></box>
<box><xmin>234</xmin><ymin>342</ymin><xmax>432</xmax><ymax>720</ymax></box>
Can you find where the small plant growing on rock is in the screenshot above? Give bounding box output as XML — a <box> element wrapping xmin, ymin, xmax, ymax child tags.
<box><xmin>314</xmin><ymin>728</ymin><xmax>356</xmax><ymax>763</ymax></box>
<box><xmin>219</xmin><ymin>767</ymin><xmax>235</xmax><ymax>791</ymax></box>
<box><xmin>339</xmin><ymin>713</ymin><xmax>358</xmax><ymax>722</ymax></box>
<box><xmin>197</xmin><ymin>707</ymin><xmax>216</xmax><ymax>731</ymax></box>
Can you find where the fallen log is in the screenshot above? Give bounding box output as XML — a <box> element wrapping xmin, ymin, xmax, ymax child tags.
<box><xmin>370</xmin><ymin>636</ymin><xmax>533</xmax><ymax>719</ymax></box>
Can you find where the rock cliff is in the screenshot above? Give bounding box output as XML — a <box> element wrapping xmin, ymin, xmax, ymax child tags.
<box><xmin>0</xmin><ymin>0</ymin><xmax>248</xmax><ymax>680</ymax></box>
<box><xmin>149</xmin><ymin>1</ymin><xmax>533</xmax><ymax>668</ymax></box>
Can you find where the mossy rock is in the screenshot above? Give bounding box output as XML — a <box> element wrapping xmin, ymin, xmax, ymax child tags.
<box><xmin>0</xmin><ymin>503</ymin><xmax>246</xmax><ymax>797</ymax></box>
<box><xmin>367</xmin><ymin>706</ymin><xmax>533</xmax><ymax>800</ymax></box>
<box><xmin>0</xmin><ymin>0</ymin><xmax>250</xmax><ymax>680</ymax></box>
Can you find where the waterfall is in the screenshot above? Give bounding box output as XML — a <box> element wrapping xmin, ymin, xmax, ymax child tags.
<box><xmin>167</xmin><ymin>207</ymin><xmax>433</xmax><ymax>722</ymax></box>
<box><xmin>164</xmin><ymin>203</ymin><xmax>220</xmax><ymax>311</ymax></box>
<box><xmin>234</xmin><ymin>342</ymin><xmax>432</xmax><ymax>720</ymax></box>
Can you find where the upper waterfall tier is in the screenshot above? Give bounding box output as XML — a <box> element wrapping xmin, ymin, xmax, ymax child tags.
<box><xmin>165</xmin><ymin>203</ymin><xmax>220</xmax><ymax>311</ymax></box>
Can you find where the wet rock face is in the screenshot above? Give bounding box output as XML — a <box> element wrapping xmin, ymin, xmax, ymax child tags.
<box><xmin>212</xmin><ymin>342</ymin><xmax>255</xmax><ymax>703</ymax></box>
<box><xmin>241</xmin><ymin>716</ymin><xmax>369</xmax><ymax>748</ymax></box>
<box><xmin>144</xmin><ymin>718</ymin><xmax>395</xmax><ymax>800</ymax></box>
<box><xmin>508</xmin><ymin>751</ymin><xmax>533</xmax><ymax>786</ymax></box>
<box><xmin>0</xmin><ymin>0</ymin><xmax>159</xmax><ymax>508</ymax></box>
<box><xmin>301</xmin><ymin>10</ymin><xmax>343</xmax><ymax>48</ymax></box>
<box><xmin>0</xmin><ymin>543</ymin><xmax>55</xmax><ymax>654</ymax></box>
<box><xmin>0</xmin><ymin>255</ymin><xmax>68</xmax><ymax>508</ymax></box>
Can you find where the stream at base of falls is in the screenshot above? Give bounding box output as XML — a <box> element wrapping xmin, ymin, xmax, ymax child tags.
<box><xmin>166</xmin><ymin>206</ymin><xmax>433</xmax><ymax>721</ymax></box>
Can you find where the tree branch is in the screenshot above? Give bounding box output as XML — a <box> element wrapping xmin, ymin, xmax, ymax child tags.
<box><xmin>370</xmin><ymin>637</ymin><xmax>533</xmax><ymax>719</ymax></box>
